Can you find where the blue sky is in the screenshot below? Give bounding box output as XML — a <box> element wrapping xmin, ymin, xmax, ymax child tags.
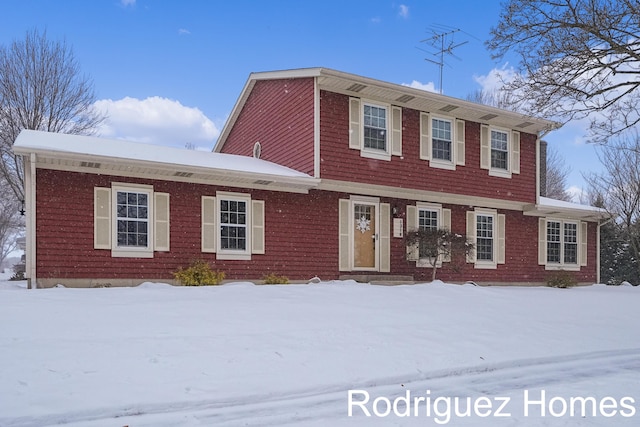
<box><xmin>2</xmin><ymin>0</ymin><xmax>600</xmax><ymax>196</ymax></box>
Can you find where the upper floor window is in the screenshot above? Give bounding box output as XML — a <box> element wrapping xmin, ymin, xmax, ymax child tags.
<box><xmin>491</xmin><ymin>129</ymin><xmax>509</xmax><ymax>170</ymax></box>
<box><xmin>481</xmin><ymin>125</ymin><xmax>520</xmax><ymax>178</ymax></box>
<box><xmin>349</xmin><ymin>97</ymin><xmax>402</xmax><ymax>161</ymax></box>
<box><xmin>419</xmin><ymin>113</ymin><xmax>465</xmax><ymax>170</ymax></box>
<box><xmin>432</xmin><ymin>118</ymin><xmax>452</xmax><ymax>162</ymax></box>
<box><xmin>363</xmin><ymin>104</ymin><xmax>387</xmax><ymax>151</ymax></box>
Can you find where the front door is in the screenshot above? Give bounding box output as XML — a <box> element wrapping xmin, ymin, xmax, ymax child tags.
<box><xmin>353</xmin><ymin>202</ymin><xmax>378</xmax><ymax>270</ymax></box>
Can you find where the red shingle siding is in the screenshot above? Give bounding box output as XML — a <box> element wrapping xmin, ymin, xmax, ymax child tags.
<box><xmin>35</xmin><ymin>170</ymin><xmax>341</xmax><ymax>281</ymax></box>
<box><xmin>35</xmin><ymin>169</ymin><xmax>597</xmax><ymax>284</ymax></box>
<box><xmin>319</xmin><ymin>91</ymin><xmax>537</xmax><ymax>204</ymax></box>
<box><xmin>222</xmin><ymin>78</ymin><xmax>315</xmax><ymax>176</ymax></box>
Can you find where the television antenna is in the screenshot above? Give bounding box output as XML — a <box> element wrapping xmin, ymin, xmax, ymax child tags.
<box><xmin>419</xmin><ymin>27</ymin><xmax>468</xmax><ymax>94</ymax></box>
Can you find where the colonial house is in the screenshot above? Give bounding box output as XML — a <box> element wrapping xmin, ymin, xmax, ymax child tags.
<box><xmin>13</xmin><ymin>67</ymin><xmax>606</xmax><ymax>288</ymax></box>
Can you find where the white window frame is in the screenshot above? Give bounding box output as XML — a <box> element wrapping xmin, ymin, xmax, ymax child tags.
<box><xmin>216</xmin><ymin>191</ymin><xmax>252</xmax><ymax>260</ymax></box>
<box><xmin>111</xmin><ymin>183</ymin><xmax>154</xmax><ymax>258</ymax></box>
<box><xmin>467</xmin><ymin>208</ymin><xmax>505</xmax><ymax>270</ymax></box>
<box><xmin>545</xmin><ymin>219</ymin><xmax>580</xmax><ymax>270</ymax></box>
<box><xmin>430</xmin><ymin>115</ymin><xmax>456</xmax><ymax>170</ymax></box>
<box><xmin>361</xmin><ymin>100</ymin><xmax>391</xmax><ymax>160</ymax></box>
<box><xmin>481</xmin><ymin>125</ymin><xmax>520</xmax><ymax>179</ymax></box>
<box><xmin>416</xmin><ymin>202</ymin><xmax>443</xmax><ymax>267</ymax></box>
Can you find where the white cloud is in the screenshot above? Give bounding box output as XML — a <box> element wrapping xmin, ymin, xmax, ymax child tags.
<box><xmin>398</xmin><ymin>4</ymin><xmax>409</xmax><ymax>19</ymax></box>
<box><xmin>473</xmin><ymin>64</ymin><xmax>518</xmax><ymax>93</ymax></box>
<box><xmin>402</xmin><ymin>80</ymin><xmax>437</xmax><ymax>93</ymax></box>
<box><xmin>93</xmin><ymin>96</ymin><xmax>220</xmax><ymax>151</ymax></box>
<box><xmin>370</xmin><ymin>17</ymin><xmax>381</xmax><ymax>24</ymax></box>
<box><xmin>178</xmin><ymin>28</ymin><xmax>191</xmax><ymax>35</ymax></box>
<box><xmin>120</xmin><ymin>0</ymin><xmax>135</xmax><ymax>6</ymax></box>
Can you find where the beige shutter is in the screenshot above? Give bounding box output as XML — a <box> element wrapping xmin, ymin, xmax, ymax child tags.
<box><xmin>338</xmin><ymin>199</ymin><xmax>351</xmax><ymax>271</ymax></box>
<box><xmin>455</xmin><ymin>119</ymin><xmax>465</xmax><ymax>166</ymax></box>
<box><xmin>154</xmin><ymin>192</ymin><xmax>170</xmax><ymax>252</ymax></box>
<box><xmin>419</xmin><ymin>112</ymin><xmax>431</xmax><ymax>160</ymax></box>
<box><xmin>538</xmin><ymin>218</ymin><xmax>547</xmax><ymax>265</ymax></box>
<box><xmin>379</xmin><ymin>203</ymin><xmax>391</xmax><ymax>272</ymax></box>
<box><xmin>391</xmin><ymin>106</ymin><xmax>402</xmax><ymax>156</ymax></box>
<box><xmin>406</xmin><ymin>205</ymin><xmax>418</xmax><ymax>261</ymax></box>
<box><xmin>94</xmin><ymin>187</ymin><xmax>111</xmax><ymax>250</ymax></box>
<box><xmin>480</xmin><ymin>125</ymin><xmax>490</xmax><ymax>170</ymax></box>
<box><xmin>201</xmin><ymin>196</ymin><xmax>216</xmax><ymax>253</ymax></box>
<box><xmin>466</xmin><ymin>211</ymin><xmax>476</xmax><ymax>263</ymax></box>
<box><xmin>497</xmin><ymin>214</ymin><xmax>506</xmax><ymax>264</ymax></box>
<box><xmin>252</xmin><ymin>200</ymin><xmax>265</xmax><ymax>254</ymax></box>
<box><xmin>442</xmin><ymin>208</ymin><xmax>452</xmax><ymax>262</ymax></box>
<box><xmin>442</xmin><ymin>208</ymin><xmax>451</xmax><ymax>231</ymax></box>
<box><xmin>349</xmin><ymin>97</ymin><xmax>361</xmax><ymax>150</ymax></box>
<box><xmin>580</xmin><ymin>221</ymin><xmax>588</xmax><ymax>266</ymax></box>
<box><xmin>511</xmin><ymin>131</ymin><xmax>521</xmax><ymax>174</ymax></box>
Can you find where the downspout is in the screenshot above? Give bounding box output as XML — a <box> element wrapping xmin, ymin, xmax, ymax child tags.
<box><xmin>25</xmin><ymin>153</ymin><xmax>37</xmax><ymax>289</ymax></box>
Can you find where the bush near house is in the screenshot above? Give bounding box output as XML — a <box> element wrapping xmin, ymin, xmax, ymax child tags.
<box><xmin>262</xmin><ymin>273</ymin><xmax>290</xmax><ymax>284</ymax></box>
<box><xmin>173</xmin><ymin>260</ymin><xmax>225</xmax><ymax>286</ymax></box>
<box><xmin>546</xmin><ymin>271</ymin><xmax>577</xmax><ymax>289</ymax></box>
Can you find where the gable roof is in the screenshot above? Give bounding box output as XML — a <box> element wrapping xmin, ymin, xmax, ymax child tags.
<box><xmin>215</xmin><ymin>67</ymin><xmax>560</xmax><ymax>152</ymax></box>
<box><xmin>13</xmin><ymin>130</ymin><xmax>319</xmax><ymax>193</ymax></box>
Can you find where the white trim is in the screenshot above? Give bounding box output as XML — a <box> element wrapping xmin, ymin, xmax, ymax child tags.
<box><xmin>111</xmin><ymin>184</ymin><xmax>154</xmax><ymax>258</ymax></box>
<box><xmin>360</xmin><ymin>99</ymin><xmax>392</xmax><ymax>161</ymax></box>
<box><xmin>26</xmin><ymin>153</ymin><xmax>37</xmax><ymax>288</ymax></box>
<box><xmin>473</xmin><ymin>208</ymin><xmax>498</xmax><ymax>270</ymax></box>
<box><xmin>414</xmin><ymin>202</ymin><xmax>444</xmax><ymax>268</ymax></box>
<box><xmin>314</xmin><ymin>77</ymin><xmax>321</xmax><ymax>178</ymax></box>
<box><xmin>429</xmin><ymin>115</ymin><xmax>457</xmax><ymax>170</ymax></box>
<box><xmin>487</xmin><ymin>126</ymin><xmax>513</xmax><ymax>179</ymax></box>
<box><xmin>216</xmin><ymin>191</ymin><xmax>252</xmax><ymax>260</ymax></box>
<box><xmin>543</xmin><ymin>218</ymin><xmax>581</xmax><ymax>271</ymax></box>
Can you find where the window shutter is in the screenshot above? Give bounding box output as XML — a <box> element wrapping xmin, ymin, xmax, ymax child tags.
<box><xmin>466</xmin><ymin>211</ymin><xmax>476</xmax><ymax>263</ymax></box>
<box><xmin>251</xmin><ymin>200</ymin><xmax>265</xmax><ymax>254</ymax></box>
<box><xmin>538</xmin><ymin>218</ymin><xmax>547</xmax><ymax>265</ymax></box>
<box><xmin>497</xmin><ymin>214</ymin><xmax>506</xmax><ymax>264</ymax></box>
<box><xmin>442</xmin><ymin>208</ymin><xmax>452</xmax><ymax>262</ymax></box>
<box><xmin>338</xmin><ymin>199</ymin><xmax>351</xmax><ymax>271</ymax></box>
<box><xmin>391</xmin><ymin>106</ymin><xmax>402</xmax><ymax>156</ymax></box>
<box><xmin>455</xmin><ymin>119</ymin><xmax>465</xmax><ymax>166</ymax></box>
<box><xmin>511</xmin><ymin>131</ymin><xmax>521</xmax><ymax>174</ymax></box>
<box><xmin>419</xmin><ymin>112</ymin><xmax>431</xmax><ymax>160</ymax></box>
<box><xmin>379</xmin><ymin>203</ymin><xmax>391</xmax><ymax>272</ymax></box>
<box><xmin>580</xmin><ymin>221</ymin><xmax>588</xmax><ymax>266</ymax></box>
<box><xmin>94</xmin><ymin>187</ymin><xmax>111</xmax><ymax>250</ymax></box>
<box><xmin>349</xmin><ymin>98</ymin><xmax>361</xmax><ymax>150</ymax></box>
<box><xmin>406</xmin><ymin>205</ymin><xmax>418</xmax><ymax>261</ymax></box>
<box><xmin>480</xmin><ymin>125</ymin><xmax>490</xmax><ymax>170</ymax></box>
<box><xmin>154</xmin><ymin>192</ymin><xmax>170</xmax><ymax>252</ymax></box>
<box><xmin>442</xmin><ymin>208</ymin><xmax>451</xmax><ymax>231</ymax></box>
<box><xmin>201</xmin><ymin>196</ymin><xmax>216</xmax><ymax>253</ymax></box>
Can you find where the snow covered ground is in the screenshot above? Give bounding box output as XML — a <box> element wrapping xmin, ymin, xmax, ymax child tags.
<box><xmin>1</xmin><ymin>273</ymin><xmax>639</xmax><ymax>426</ymax></box>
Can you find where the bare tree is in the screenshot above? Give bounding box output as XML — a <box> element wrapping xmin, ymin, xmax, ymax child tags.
<box><xmin>584</xmin><ymin>132</ymin><xmax>640</xmax><ymax>282</ymax></box>
<box><xmin>487</xmin><ymin>0</ymin><xmax>640</xmax><ymax>143</ymax></box>
<box><xmin>0</xmin><ymin>29</ymin><xmax>104</xmax><ymax>202</ymax></box>
<box><xmin>465</xmin><ymin>88</ymin><xmax>516</xmax><ymax>111</ymax></box>
<box><xmin>0</xmin><ymin>179</ymin><xmax>22</xmax><ymax>269</ymax></box>
<box><xmin>545</xmin><ymin>145</ymin><xmax>572</xmax><ymax>201</ymax></box>
<box><xmin>406</xmin><ymin>228</ymin><xmax>474</xmax><ymax>282</ymax></box>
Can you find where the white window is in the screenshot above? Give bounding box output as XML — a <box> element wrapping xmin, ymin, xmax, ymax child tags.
<box><xmin>201</xmin><ymin>192</ymin><xmax>265</xmax><ymax>260</ymax></box>
<box><xmin>349</xmin><ymin>98</ymin><xmax>402</xmax><ymax>160</ymax></box>
<box><xmin>419</xmin><ymin>113</ymin><xmax>465</xmax><ymax>170</ymax></box>
<box><xmin>466</xmin><ymin>208</ymin><xmax>505</xmax><ymax>269</ymax></box>
<box><xmin>93</xmin><ymin>184</ymin><xmax>170</xmax><ymax>258</ymax></box>
<box><xmin>480</xmin><ymin>125</ymin><xmax>520</xmax><ymax>178</ymax></box>
<box><xmin>539</xmin><ymin>218</ymin><xmax>586</xmax><ymax>270</ymax></box>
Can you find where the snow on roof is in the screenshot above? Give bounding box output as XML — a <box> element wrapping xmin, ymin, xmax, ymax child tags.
<box><xmin>13</xmin><ymin>129</ymin><xmax>312</xmax><ymax>179</ymax></box>
<box><xmin>539</xmin><ymin>196</ymin><xmax>602</xmax><ymax>213</ymax></box>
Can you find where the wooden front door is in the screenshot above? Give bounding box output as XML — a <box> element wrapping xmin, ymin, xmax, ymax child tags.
<box><xmin>353</xmin><ymin>203</ymin><xmax>377</xmax><ymax>270</ymax></box>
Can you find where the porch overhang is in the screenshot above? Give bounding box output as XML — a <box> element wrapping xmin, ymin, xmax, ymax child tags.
<box><xmin>523</xmin><ymin>197</ymin><xmax>609</xmax><ymax>222</ymax></box>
